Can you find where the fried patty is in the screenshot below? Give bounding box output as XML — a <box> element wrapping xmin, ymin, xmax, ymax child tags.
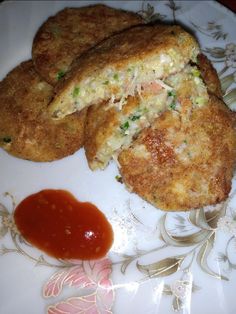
<box><xmin>84</xmin><ymin>64</ymin><xmax>208</xmax><ymax>170</ymax></box>
<box><xmin>118</xmin><ymin>94</ymin><xmax>236</xmax><ymax>211</ymax></box>
<box><xmin>32</xmin><ymin>4</ymin><xmax>143</xmax><ymax>85</ymax></box>
<box><xmin>48</xmin><ymin>24</ymin><xmax>199</xmax><ymax>119</ymax></box>
<box><xmin>0</xmin><ymin>60</ymin><xmax>86</xmax><ymax>162</ymax></box>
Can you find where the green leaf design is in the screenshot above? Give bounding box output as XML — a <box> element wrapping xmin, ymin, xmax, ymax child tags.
<box><xmin>136</xmin><ymin>256</ymin><xmax>184</xmax><ymax>278</ymax></box>
<box><xmin>192</xmin><ymin>283</ymin><xmax>201</xmax><ymax>292</ymax></box>
<box><xmin>137</xmin><ymin>2</ymin><xmax>166</xmax><ymax>23</ymax></box>
<box><xmin>163</xmin><ymin>284</ymin><xmax>173</xmax><ymax>295</ymax></box>
<box><xmin>189</xmin><ymin>208</ymin><xmax>213</xmax><ymax>230</ymax></box>
<box><xmin>0</xmin><ymin>203</ymin><xmax>9</xmax><ymax>217</ymax></box>
<box><xmin>35</xmin><ymin>255</ymin><xmax>52</xmax><ymax>267</ymax></box>
<box><xmin>212</xmin><ymin>31</ymin><xmax>227</xmax><ymax>41</ymax></box>
<box><xmin>165</xmin><ymin>0</ymin><xmax>181</xmax><ymax>11</ymax></box>
<box><xmin>172</xmin><ymin>296</ymin><xmax>183</xmax><ymax>311</ymax></box>
<box><xmin>0</xmin><ymin>226</ymin><xmax>8</xmax><ymax>239</ymax></box>
<box><xmin>203</xmin><ymin>47</ymin><xmax>225</xmax><ymax>59</ymax></box>
<box><xmin>0</xmin><ymin>244</ymin><xmax>18</xmax><ymax>255</ymax></box>
<box><xmin>220</xmin><ymin>73</ymin><xmax>235</xmax><ymax>94</ymax></box>
<box><xmin>196</xmin><ymin>232</ymin><xmax>229</xmax><ymax>281</ymax></box>
<box><xmin>160</xmin><ymin>214</ymin><xmax>211</xmax><ymax>246</ymax></box>
<box><xmin>205</xmin><ymin>208</ymin><xmax>226</xmax><ymax>229</ymax></box>
<box><xmin>146</xmin><ymin>3</ymin><xmax>154</xmax><ymax>16</ymax></box>
<box><xmin>120</xmin><ymin>256</ymin><xmax>136</xmax><ymax>275</ymax></box>
<box><xmin>223</xmin><ymin>88</ymin><xmax>236</xmax><ymax>108</ymax></box>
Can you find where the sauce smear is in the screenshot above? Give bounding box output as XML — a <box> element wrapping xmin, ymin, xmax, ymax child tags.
<box><xmin>14</xmin><ymin>189</ymin><xmax>113</xmax><ymax>260</ymax></box>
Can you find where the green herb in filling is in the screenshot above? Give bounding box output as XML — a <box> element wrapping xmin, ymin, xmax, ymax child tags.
<box><xmin>195</xmin><ymin>96</ymin><xmax>206</xmax><ymax>106</ymax></box>
<box><xmin>191</xmin><ymin>68</ymin><xmax>201</xmax><ymax>77</ymax></box>
<box><xmin>120</xmin><ymin>121</ymin><xmax>130</xmax><ymax>132</ymax></box>
<box><xmin>115</xmin><ymin>175</ymin><xmax>123</xmax><ymax>183</ymax></box>
<box><xmin>142</xmin><ymin>107</ymin><xmax>149</xmax><ymax>114</ymax></box>
<box><xmin>3</xmin><ymin>136</ymin><xmax>11</xmax><ymax>143</ymax></box>
<box><xmin>169</xmin><ymin>102</ymin><xmax>176</xmax><ymax>110</ymax></box>
<box><xmin>72</xmin><ymin>86</ymin><xmax>80</xmax><ymax>98</ymax></box>
<box><xmin>168</xmin><ymin>90</ymin><xmax>176</xmax><ymax>97</ymax></box>
<box><xmin>103</xmin><ymin>80</ymin><xmax>109</xmax><ymax>85</ymax></box>
<box><xmin>168</xmin><ymin>90</ymin><xmax>177</xmax><ymax>110</ymax></box>
<box><xmin>113</xmin><ymin>73</ymin><xmax>119</xmax><ymax>81</ymax></box>
<box><xmin>56</xmin><ymin>70</ymin><xmax>65</xmax><ymax>81</ymax></box>
<box><xmin>130</xmin><ymin>114</ymin><xmax>141</xmax><ymax>121</ymax></box>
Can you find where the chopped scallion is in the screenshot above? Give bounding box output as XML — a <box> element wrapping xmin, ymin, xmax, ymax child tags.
<box><xmin>195</xmin><ymin>96</ymin><xmax>206</xmax><ymax>106</ymax></box>
<box><xmin>115</xmin><ymin>175</ymin><xmax>123</xmax><ymax>183</ymax></box>
<box><xmin>56</xmin><ymin>70</ymin><xmax>65</xmax><ymax>81</ymax></box>
<box><xmin>72</xmin><ymin>86</ymin><xmax>80</xmax><ymax>98</ymax></box>
<box><xmin>191</xmin><ymin>68</ymin><xmax>201</xmax><ymax>77</ymax></box>
<box><xmin>120</xmin><ymin>121</ymin><xmax>130</xmax><ymax>131</ymax></box>
<box><xmin>169</xmin><ymin>102</ymin><xmax>176</xmax><ymax>110</ymax></box>
<box><xmin>168</xmin><ymin>90</ymin><xmax>176</xmax><ymax>97</ymax></box>
<box><xmin>130</xmin><ymin>114</ymin><xmax>141</xmax><ymax>121</ymax></box>
<box><xmin>113</xmin><ymin>73</ymin><xmax>119</xmax><ymax>81</ymax></box>
<box><xmin>3</xmin><ymin>137</ymin><xmax>11</xmax><ymax>143</ymax></box>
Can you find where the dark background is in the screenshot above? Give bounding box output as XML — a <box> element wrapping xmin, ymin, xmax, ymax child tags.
<box><xmin>0</xmin><ymin>1</ymin><xmax>235</xmax><ymax>13</ymax></box>
<box><xmin>218</xmin><ymin>0</ymin><xmax>236</xmax><ymax>12</ymax></box>
<box><xmin>0</xmin><ymin>0</ymin><xmax>235</xmax><ymax>12</ymax></box>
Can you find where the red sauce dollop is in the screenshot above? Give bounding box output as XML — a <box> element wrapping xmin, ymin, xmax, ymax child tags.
<box><xmin>14</xmin><ymin>189</ymin><xmax>113</xmax><ymax>260</ymax></box>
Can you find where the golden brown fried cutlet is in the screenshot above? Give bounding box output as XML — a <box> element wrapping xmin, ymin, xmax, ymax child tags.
<box><xmin>118</xmin><ymin>94</ymin><xmax>236</xmax><ymax>211</ymax></box>
<box><xmin>0</xmin><ymin>60</ymin><xmax>86</xmax><ymax>162</ymax></box>
<box><xmin>48</xmin><ymin>24</ymin><xmax>200</xmax><ymax>119</ymax></box>
<box><xmin>32</xmin><ymin>4</ymin><xmax>143</xmax><ymax>85</ymax></box>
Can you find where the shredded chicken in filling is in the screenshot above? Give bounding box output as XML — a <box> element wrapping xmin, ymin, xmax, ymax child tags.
<box><xmin>70</xmin><ymin>49</ymin><xmax>194</xmax><ymax>113</ymax></box>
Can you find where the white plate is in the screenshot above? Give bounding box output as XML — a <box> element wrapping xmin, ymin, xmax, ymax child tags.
<box><xmin>1</xmin><ymin>1</ymin><xmax>236</xmax><ymax>314</ymax></box>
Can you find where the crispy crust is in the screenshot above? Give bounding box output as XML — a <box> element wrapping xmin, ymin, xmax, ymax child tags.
<box><xmin>0</xmin><ymin>60</ymin><xmax>86</xmax><ymax>162</ymax></box>
<box><xmin>48</xmin><ymin>24</ymin><xmax>199</xmax><ymax>117</ymax></box>
<box><xmin>118</xmin><ymin>95</ymin><xmax>236</xmax><ymax>211</ymax></box>
<box><xmin>85</xmin><ymin>102</ymin><xmax>120</xmax><ymax>169</ymax></box>
<box><xmin>32</xmin><ymin>4</ymin><xmax>143</xmax><ymax>85</ymax></box>
<box><xmin>84</xmin><ymin>95</ymin><xmax>143</xmax><ymax>170</ymax></box>
<box><xmin>197</xmin><ymin>53</ymin><xmax>222</xmax><ymax>98</ymax></box>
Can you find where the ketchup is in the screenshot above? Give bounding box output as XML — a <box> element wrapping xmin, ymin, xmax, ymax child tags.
<box><xmin>14</xmin><ymin>190</ymin><xmax>113</xmax><ymax>260</ymax></box>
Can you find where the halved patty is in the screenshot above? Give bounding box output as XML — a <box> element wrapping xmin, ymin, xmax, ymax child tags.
<box><xmin>118</xmin><ymin>94</ymin><xmax>236</xmax><ymax>211</ymax></box>
<box><xmin>32</xmin><ymin>4</ymin><xmax>143</xmax><ymax>85</ymax></box>
<box><xmin>85</xmin><ymin>64</ymin><xmax>208</xmax><ymax>170</ymax></box>
<box><xmin>48</xmin><ymin>24</ymin><xmax>199</xmax><ymax>119</ymax></box>
<box><xmin>0</xmin><ymin>60</ymin><xmax>86</xmax><ymax>162</ymax></box>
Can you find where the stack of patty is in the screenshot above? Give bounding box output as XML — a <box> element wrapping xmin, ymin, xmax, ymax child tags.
<box><xmin>1</xmin><ymin>4</ymin><xmax>235</xmax><ymax>211</ymax></box>
<box><xmin>0</xmin><ymin>4</ymin><xmax>143</xmax><ymax>161</ymax></box>
<box><xmin>48</xmin><ymin>23</ymin><xmax>236</xmax><ymax>211</ymax></box>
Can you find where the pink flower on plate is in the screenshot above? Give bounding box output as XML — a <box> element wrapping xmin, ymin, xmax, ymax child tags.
<box><xmin>43</xmin><ymin>257</ymin><xmax>114</xmax><ymax>314</ymax></box>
